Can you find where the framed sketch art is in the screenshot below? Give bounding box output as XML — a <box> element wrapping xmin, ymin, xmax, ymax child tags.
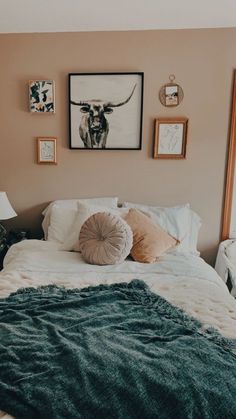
<box><xmin>153</xmin><ymin>117</ymin><xmax>188</xmax><ymax>159</ymax></box>
<box><xmin>37</xmin><ymin>137</ymin><xmax>57</xmax><ymax>164</ymax></box>
<box><xmin>29</xmin><ymin>80</ymin><xmax>55</xmax><ymax>113</ymax></box>
<box><xmin>68</xmin><ymin>72</ymin><xmax>144</xmax><ymax>150</ymax></box>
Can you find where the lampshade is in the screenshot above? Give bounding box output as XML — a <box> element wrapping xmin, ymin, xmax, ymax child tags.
<box><xmin>0</xmin><ymin>192</ymin><xmax>17</xmax><ymax>220</ymax></box>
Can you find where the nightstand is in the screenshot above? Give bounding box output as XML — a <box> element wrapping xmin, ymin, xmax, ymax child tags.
<box><xmin>7</xmin><ymin>229</ymin><xmax>30</xmax><ymax>247</ymax></box>
<box><xmin>0</xmin><ymin>245</ymin><xmax>8</xmax><ymax>271</ymax></box>
<box><xmin>0</xmin><ymin>229</ymin><xmax>30</xmax><ymax>270</ymax></box>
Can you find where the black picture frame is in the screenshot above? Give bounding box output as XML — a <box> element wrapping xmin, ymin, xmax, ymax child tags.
<box><xmin>68</xmin><ymin>72</ymin><xmax>144</xmax><ymax>150</ymax></box>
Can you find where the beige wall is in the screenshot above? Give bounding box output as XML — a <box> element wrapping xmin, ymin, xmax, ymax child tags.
<box><xmin>0</xmin><ymin>28</ymin><xmax>236</xmax><ymax>264</ymax></box>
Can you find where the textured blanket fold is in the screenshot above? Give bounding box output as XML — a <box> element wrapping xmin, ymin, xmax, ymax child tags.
<box><xmin>0</xmin><ymin>280</ymin><xmax>236</xmax><ymax>419</ymax></box>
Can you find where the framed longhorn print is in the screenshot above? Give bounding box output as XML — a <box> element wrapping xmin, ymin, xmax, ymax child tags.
<box><xmin>68</xmin><ymin>72</ymin><xmax>144</xmax><ymax>150</ymax></box>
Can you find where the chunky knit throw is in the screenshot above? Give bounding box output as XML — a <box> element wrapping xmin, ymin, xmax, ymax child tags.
<box><xmin>0</xmin><ymin>280</ymin><xmax>236</xmax><ymax>419</ymax></box>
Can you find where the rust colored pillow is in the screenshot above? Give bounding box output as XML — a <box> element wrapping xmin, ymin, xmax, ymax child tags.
<box><xmin>123</xmin><ymin>208</ymin><xmax>177</xmax><ymax>263</ymax></box>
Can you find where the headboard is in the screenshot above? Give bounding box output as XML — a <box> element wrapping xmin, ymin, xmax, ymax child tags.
<box><xmin>222</xmin><ymin>70</ymin><xmax>236</xmax><ymax>240</ymax></box>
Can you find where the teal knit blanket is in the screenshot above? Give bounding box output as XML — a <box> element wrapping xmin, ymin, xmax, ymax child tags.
<box><xmin>0</xmin><ymin>280</ymin><xmax>236</xmax><ymax>419</ymax></box>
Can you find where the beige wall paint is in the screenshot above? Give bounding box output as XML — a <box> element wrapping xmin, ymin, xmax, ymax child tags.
<box><xmin>0</xmin><ymin>28</ymin><xmax>236</xmax><ymax>264</ymax></box>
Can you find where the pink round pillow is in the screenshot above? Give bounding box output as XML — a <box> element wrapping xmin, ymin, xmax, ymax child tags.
<box><xmin>79</xmin><ymin>212</ymin><xmax>133</xmax><ymax>265</ymax></box>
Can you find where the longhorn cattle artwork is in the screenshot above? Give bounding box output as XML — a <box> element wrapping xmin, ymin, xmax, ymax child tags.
<box><xmin>69</xmin><ymin>73</ymin><xmax>144</xmax><ymax>150</ymax></box>
<box><xmin>71</xmin><ymin>85</ymin><xmax>136</xmax><ymax>149</ymax></box>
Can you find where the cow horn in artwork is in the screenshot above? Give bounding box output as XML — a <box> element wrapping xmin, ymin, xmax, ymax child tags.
<box><xmin>105</xmin><ymin>84</ymin><xmax>137</xmax><ymax>108</ymax></box>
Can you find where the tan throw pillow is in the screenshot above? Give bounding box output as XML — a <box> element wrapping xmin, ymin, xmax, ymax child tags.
<box><xmin>123</xmin><ymin>208</ymin><xmax>177</xmax><ymax>263</ymax></box>
<box><xmin>79</xmin><ymin>212</ymin><xmax>133</xmax><ymax>265</ymax></box>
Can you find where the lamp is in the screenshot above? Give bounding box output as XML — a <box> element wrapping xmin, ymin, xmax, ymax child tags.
<box><xmin>0</xmin><ymin>192</ymin><xmax>17</xmax><ymax>251</ymax></box>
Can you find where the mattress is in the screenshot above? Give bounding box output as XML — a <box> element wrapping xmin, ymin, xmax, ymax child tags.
<box><xmin>0</xmin><ymin>239</ymin><xmax>236</xmax><ymax>419</ymax></box>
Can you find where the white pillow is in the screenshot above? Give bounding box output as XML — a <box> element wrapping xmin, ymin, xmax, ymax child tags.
<box><xmin>188</xmin><ymin>209</ymin><xmax>202</xmax><ymax>254</ymax></box>
<box><xmin>42</xmin><ymin>197</ymin><xmax>118</xmax><ymax>240</ymax></box>
<box><xmin>61</xmin><ymin>202</ymin><xmax>128</xmax><ymax>251</ymax></box>
<box><xmin>47</xmin><ymin>206</ymin><xmax>78</xmax><ymax>243</ymax></box>
<box><xmin>122</xmin><ymin>202</ymin><xmax>200</xmax><ymax>254</ymax></box>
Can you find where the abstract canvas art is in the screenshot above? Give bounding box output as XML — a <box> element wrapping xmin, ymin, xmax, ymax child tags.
<box><xmin>29</xmin><ymin>80</ymin><xmax>55</xmax><ymax>113</ymax></box>
<box><xmin>69</xmin><ymin>73</ymin><xmax>143</xmax><ymax>149</ymax></box>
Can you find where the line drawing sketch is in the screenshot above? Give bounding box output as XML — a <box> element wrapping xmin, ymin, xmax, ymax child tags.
<box><xmin>159</xmin><ymin>124</ymin><xmax>183</xmax><ymax>154</ymax></box>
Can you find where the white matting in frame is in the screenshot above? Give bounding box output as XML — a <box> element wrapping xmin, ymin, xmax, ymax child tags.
<box><xmin>69</xmin><ymin>73</ymin><xmax>144</xmax><ymax>150</ymax></box>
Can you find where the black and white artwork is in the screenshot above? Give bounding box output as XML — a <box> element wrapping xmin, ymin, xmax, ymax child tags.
<box><xmin>69</xmin><ymin>73</ymin><xmax>143</xmax><ymax>150</ymax></box>
<box><xmin>153</xmin><ymin>118</ymin><xmax>188</xmax><ymax>160</ymax></box>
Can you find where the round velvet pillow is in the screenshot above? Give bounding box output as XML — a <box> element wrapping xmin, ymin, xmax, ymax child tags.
<box><xmin>79</xmin><ymin>212</ymin><xmax>133</xmax><ymax>265</ymax></box>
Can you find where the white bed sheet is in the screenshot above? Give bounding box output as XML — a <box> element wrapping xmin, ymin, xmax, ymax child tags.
<box><xmin>0</xmin><ymin>239</ymin><xmax>236</xmax><ymax>419</ymax></box>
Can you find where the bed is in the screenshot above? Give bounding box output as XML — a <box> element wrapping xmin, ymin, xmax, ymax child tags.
<box><xmin>0</xmin><ymin>199</ymin><xmax>236</xmax><ymax>418</ymax></box>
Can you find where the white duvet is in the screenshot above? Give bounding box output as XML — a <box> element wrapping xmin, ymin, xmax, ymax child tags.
<box><xmin>1</xmin><ymin>239</ymin><xmax>236</xmax><ymax>338</ymax></box>
<box><xmin>0</xmin><ymin>239</ymin><xmax>236</xmax><ymax>419</ymax></box>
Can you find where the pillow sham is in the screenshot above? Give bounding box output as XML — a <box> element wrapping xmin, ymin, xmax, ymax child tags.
<box><xmin>60</xmin><ymin>202</ymin><xmax>128</xmax><ymax>251</ymax></box>
<box><xmin>79</xmin><ymin>212</ymin><xmax>133</xmax><ymax>265</ymax></box>
<box><xmin>42</xmin><ymin>197</ymin><xmax>118</xmax><ymax>240</ymax></box>
<box><xmin>123</xmin><ymin>202</ymin><xmax>200</xmax><ymax>254</ymax></box>
<box><xmin>47</xmin><ymin>206</ymin><xmax>77</xmax><ymax>243</ymax></box>
<box><xmin>123</xmin><ymin>208</ymin><xmax>178</xmax><ymax>263</ymax></box>
<box><xmin>188</xmin><ymin>209</ymin><xmax>202</xmax><ymax>254</ymax></box>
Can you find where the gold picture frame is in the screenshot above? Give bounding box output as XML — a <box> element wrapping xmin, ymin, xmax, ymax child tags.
<box><xmin>153</xmin><ymin>117</ymin><xmax>188</xmax><ymax>159</ymax></box>
<box><xmin>37</xmin><ymin>137</ymin><xmax>57</xmax><ymax>164</ymax></box>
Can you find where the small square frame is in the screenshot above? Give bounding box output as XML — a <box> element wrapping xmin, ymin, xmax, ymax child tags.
<box><xmin>37</xmin><ymin>137</ymin><xmax>57</xmax><ymax>164</ymax></box>
<box><xmin>153</xmin><ymin>117</ymin><xmax>188</xmax><ymax>159</ymax></box>
<box><xmin>165</xmin><ymin>84</ymin><xmax>179</xmax><ymax>106</ymax></box>
<box><xmin>29</xmin><ymin>80</ymin><xmax>55</xmax><ymax>113</ymax></box>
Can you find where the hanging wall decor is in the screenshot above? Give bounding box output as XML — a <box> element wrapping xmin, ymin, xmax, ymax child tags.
<box><xmin>153</xmin><ymin>117</ymin><xmax>188</xmax><ymax>159</ymax></box>
<box><xmin>29</xmin><ymin>80</ymin><xmax>55</xmax><ymax>113</ymax></box>
<box><xmin>159</xmin><ymin>75</ymin><xmax>184</xmax><ymax>107</ymax></box>
<box><xmin>37</xmin><ymin>137</ymin><xmax>57</xmax><ymax>164</ymax></box>
<box><xmin>69</xmin><ymin>72</ymin><xmax>144</xmax><ymax>150</ymax></box>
